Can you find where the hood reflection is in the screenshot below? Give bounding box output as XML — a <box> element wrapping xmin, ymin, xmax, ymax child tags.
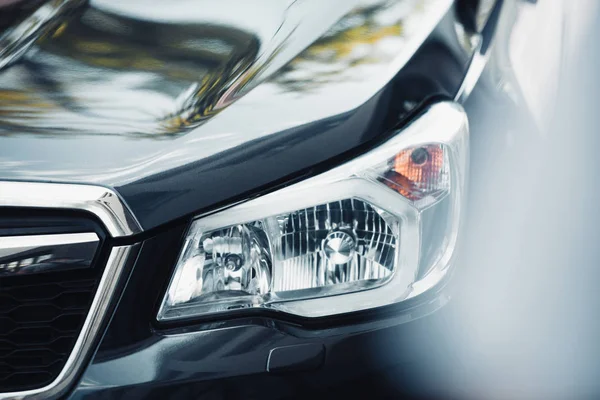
<box><xmin>0</xmin><ymin>0</ymin><xmax>451</xmax><ymax>138</ymax></box>
<box><xmin>0</xmin><ymin>0</ymin><xmax>265</xmax><ymax>136</ymax></box>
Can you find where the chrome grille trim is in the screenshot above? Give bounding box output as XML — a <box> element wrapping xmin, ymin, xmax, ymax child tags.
<box><xmin>0</xmin><ymin>180</ymin><xmax>142</xmax><ymax>399</ymax></box>
<box><xmin>0</xmin><ymin>232</ymin><xmax>99</xmax><ymax>277</ymax></box>
<box><xmin>0</xmin><ymin>245</ymin><xmax>137</xmax><ymax>400</ymax></box>
<box><xmin>0</xmin><ymin>181</ymin><xmax>142</xmax><ymax>237</ymax></box>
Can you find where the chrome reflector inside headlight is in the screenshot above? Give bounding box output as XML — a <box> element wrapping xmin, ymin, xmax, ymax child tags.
<box><xmin>159</xmin><ymin>101</ymin><xmax>468</xmax><ymax>320</ymax></box>
<box><xmin>272</xmin><ymin>199</ymin><xmax>397</xmax><ymax>293</ymax></box>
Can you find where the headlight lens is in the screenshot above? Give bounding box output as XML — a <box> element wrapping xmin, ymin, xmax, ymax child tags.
<box><xmin>272</xmin><ymin>199</ymin><xmax>397</xmax><ymax>292</ymax></box>
<box><xmin>158</xmin><ymin>101</ymin><xmax>468</xmax><ymax>320</ymax></box>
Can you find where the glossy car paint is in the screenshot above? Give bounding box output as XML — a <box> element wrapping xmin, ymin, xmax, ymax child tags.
<box><xmin>0</xmin><ymin>0</ymin><xmax>579</xmax><ymax>398</ymax></box>
<box><xmin>0</xmin><ymin>0</ymin><xmax>475</xmax><ymax>230</ymax></box>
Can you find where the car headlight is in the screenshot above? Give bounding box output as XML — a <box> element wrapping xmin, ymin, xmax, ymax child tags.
<box><xmin>158</xmin><ymin>101</ymin><xmax>468</xmax><ymax>320</ymax></box>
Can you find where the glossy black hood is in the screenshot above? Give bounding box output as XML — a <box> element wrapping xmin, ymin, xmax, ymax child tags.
<box><xmin>0</xmin><ymin>0</ymin><xmax>472</xmax><ymax>231</ymax></box>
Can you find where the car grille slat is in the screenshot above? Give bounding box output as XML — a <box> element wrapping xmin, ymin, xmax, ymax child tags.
<box><xmin>0</xmin><ymin>274</ymin><xmax>100</xmax><ymax>392</ymax></box>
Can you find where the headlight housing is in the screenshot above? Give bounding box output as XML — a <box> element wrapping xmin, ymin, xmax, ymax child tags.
<box><xmin>158</xmin><ymin>101</ymin><xmax>468</xmax><ymax>321</ymax></box>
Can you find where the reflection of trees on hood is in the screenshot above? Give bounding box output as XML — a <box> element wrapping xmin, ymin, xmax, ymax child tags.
<box><xmin>272</xmin><ymin>2</ymin><xmax>427</xmax><ymax>93</ymax></box>
<box><xmin>0</xmin><ymin>0</ymin><xmax>46</xmax><ymax>32</ymax></box>
<box><xmin>0</xmin><ymin>5</ymin><xmax>260</xmax><ymax>137</ymax></box>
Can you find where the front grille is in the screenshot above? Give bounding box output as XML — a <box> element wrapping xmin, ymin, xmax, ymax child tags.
<box><xmin>0</xmin><ymin>258</ymin><xmax>102</xmax><ymax>392</ymax></box>
<box><xmin>0</xmin><ymin>182</ymin><xmax>136</xmax><ymax>396</ymax></box>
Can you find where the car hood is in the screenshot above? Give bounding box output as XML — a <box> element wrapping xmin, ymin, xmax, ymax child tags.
<box><xmin>0</xmin><ymin>0</ymin><xmax>465</xmax><ymax>231</ymax></box>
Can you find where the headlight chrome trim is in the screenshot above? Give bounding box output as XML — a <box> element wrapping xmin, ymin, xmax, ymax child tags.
<box><xmin>159</xmin><ymin>101</ymin><xmax>469</xmax><ymax>321</ymax></box>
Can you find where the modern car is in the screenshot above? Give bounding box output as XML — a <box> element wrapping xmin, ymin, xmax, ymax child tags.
<box><xmin>0</xmin><ymin>0</ymin><xmax>595</xmax><ymax>398</ymax></box>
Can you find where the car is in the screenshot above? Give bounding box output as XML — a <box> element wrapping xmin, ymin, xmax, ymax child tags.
<box><xmin>0</xmin><ymin>0</ymin><xmax>591</xmax><ymax>398</ymax></box>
